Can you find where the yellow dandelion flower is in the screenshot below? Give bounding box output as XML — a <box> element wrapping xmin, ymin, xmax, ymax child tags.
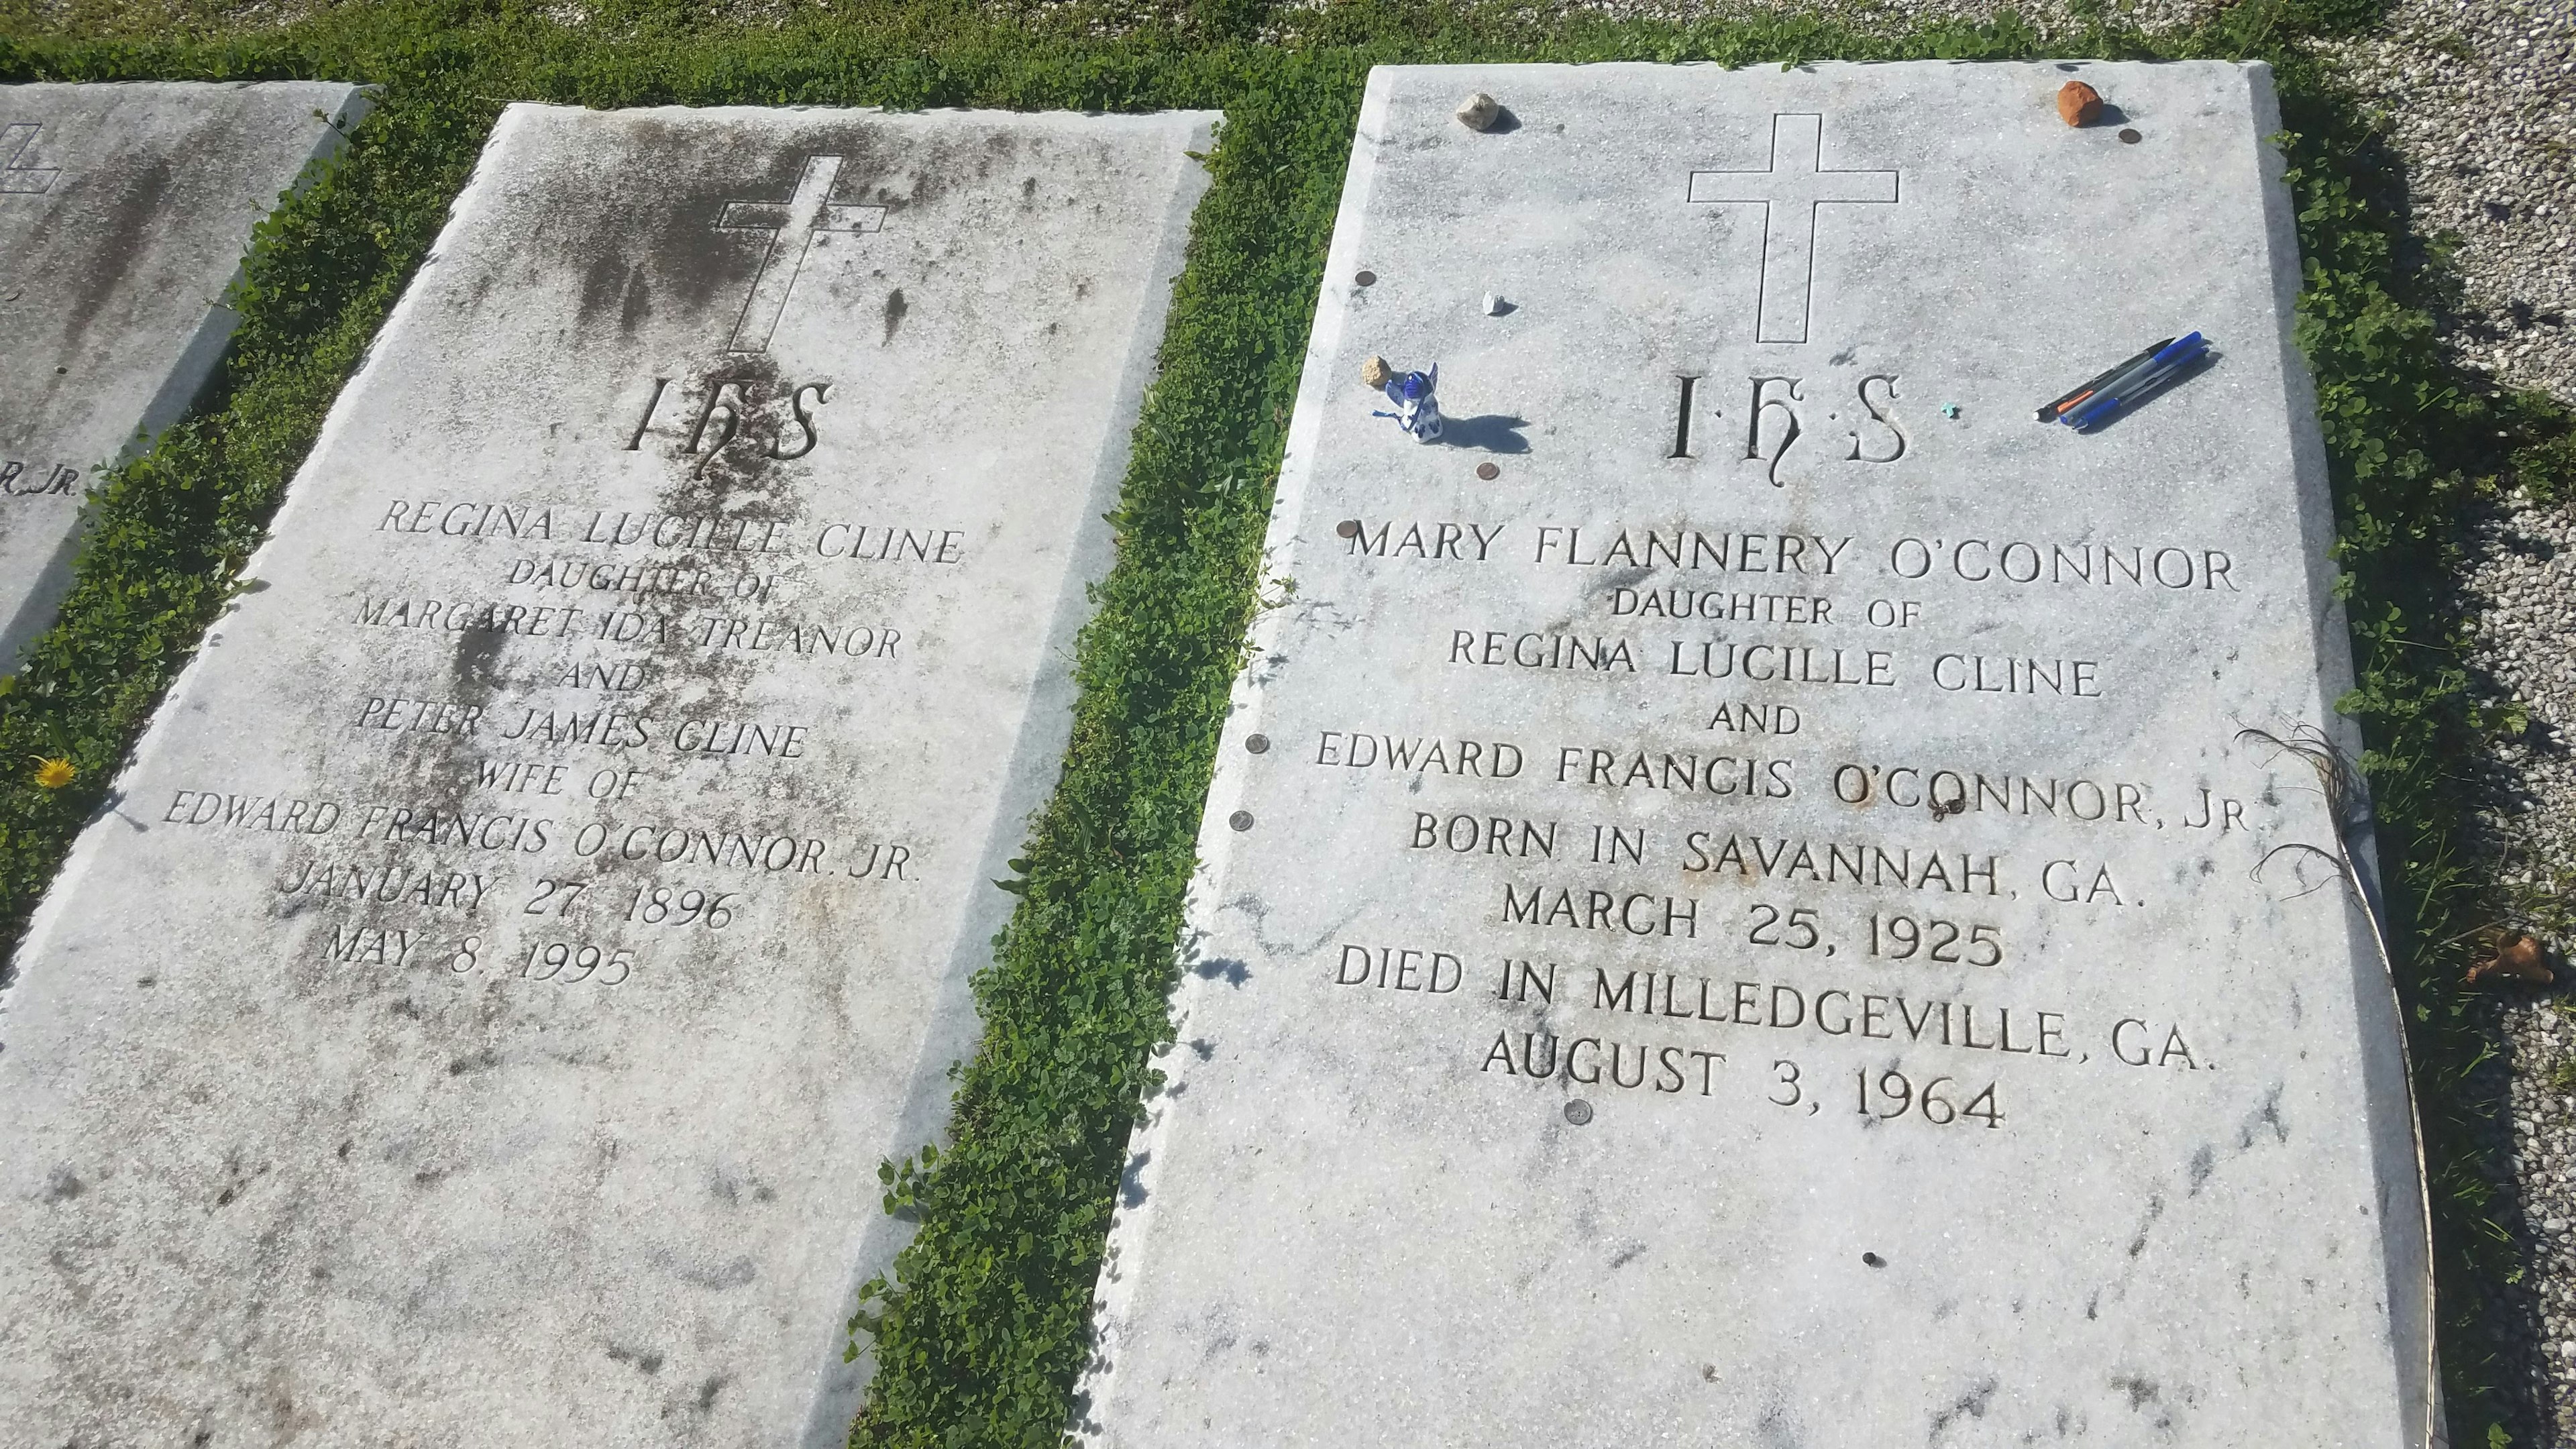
<box><xmin>32</xmin><ymin>756</ymin><xmax>75</xmax><ymax>790</ymax></box>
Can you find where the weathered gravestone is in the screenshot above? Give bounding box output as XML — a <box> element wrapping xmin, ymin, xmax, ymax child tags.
<box><xmin>1079</xmin><ymin>62</ymin><xmax>2434</xmax><ymax>1445</ymax></box>
<box><xmin>0</xmin><ymin>81</ymin><xmax>370</xmax><ymax>666</ymax></box>
<box><xmin>0</xmin><ymin>102</ymin><xmax>1214</xmax><ymax>1445</ymax></box>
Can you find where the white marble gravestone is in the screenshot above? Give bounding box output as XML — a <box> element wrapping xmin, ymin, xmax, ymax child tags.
<box><xmin>1079</xmin><ymin>62</ymin><xmax>2434</xmax><ymax>1446</ymax></box>
<box><xmin>0</xmin><ymin>102</ymin><xmax>1213</xmax><ymax>1446</ymax></box>
<box><xmin>0</xmin><ymin>80</ymin><xmax>370</xmax><ymax>666</ymax></box>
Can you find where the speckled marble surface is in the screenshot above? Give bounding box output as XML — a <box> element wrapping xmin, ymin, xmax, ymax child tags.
<box><xmin>0</xmin><ymin>101</ymin><xmax>1213</xmax><ymax>1448</ymax></box>
<box><xmin>1079</xmin><ymin>60</ymin><xmax>2432</xmax><ymax>1449</ymax></box>
<box><xmin>0</xmin><ymin>80</ymin><xmax>366</xmax><ymax>664</ymax></box>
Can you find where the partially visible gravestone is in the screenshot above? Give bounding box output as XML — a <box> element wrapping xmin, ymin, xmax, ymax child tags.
<box><xmin>1078</xmin><ymin>62</ymin><xmax>2435</xmax><ymax>1446</ymax></box>
<box><xmin>0</xmin><ymin>81</ymin><xmax>370</xmax><ymax>665</ymax></box>
<box><xmin>0</xmin><ymin>103</ymin><xmax>1214</xmax><ymax>1446</ymax></box>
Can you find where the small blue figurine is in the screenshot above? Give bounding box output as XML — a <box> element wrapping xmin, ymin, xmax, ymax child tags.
<box><xmin>1361</xmin><ymin>355</ymin><xmax>1442</xmax><ymax>443</ymax></box>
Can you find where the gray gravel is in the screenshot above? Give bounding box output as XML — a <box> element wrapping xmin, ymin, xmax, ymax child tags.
<box><xmin>2320</xmin><ymin>0</ymin><xmax>2576</xmax><ymax>408</ymax></box>
<box><xmin>2459</xmin><ymin>487</ymin><xmax>2576</xmax><ymax>1447</ymax></box>
<box><xmin>2490</xmin><ymin>999</ymin><xmax>2576</xmax><ymax>1448</ymax></box>
<box><xmin>2473</xmin><ymin>497</ymin><xmax>2576</xmax><ymax>878</ymax></box>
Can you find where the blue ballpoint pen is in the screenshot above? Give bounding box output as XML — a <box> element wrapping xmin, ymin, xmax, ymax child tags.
<box><xmin>2060</xmin><ymin>332</ymin><xmax>2206</xmax><ymax>429</ymax></box>
<box><xmin>2060</xmin><ymin>332</ymin><xmax>2204</xmax><ymax>429</ymax></box>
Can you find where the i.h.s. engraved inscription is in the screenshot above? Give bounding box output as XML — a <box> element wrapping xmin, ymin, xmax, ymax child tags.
<box><xmin>1663</xmin><ymin>373</ymin><xmax>1907</xmax><ymax>485</ymax></box>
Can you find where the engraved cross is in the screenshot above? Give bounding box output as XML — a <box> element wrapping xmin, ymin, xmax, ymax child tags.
<box><xmin>0</xmin><ymin>123</ymin><xmax>59</xmax><ymax>196</ymax></box>
<box><xmin>1687</xmin><ymin>114</ymin><xmax>1896</xmax><ymax>345</ymax></box>
<box><xmin>716</xmin><ymin>154</ymin><xmax>885</xmax><ymax>354</ymax></box>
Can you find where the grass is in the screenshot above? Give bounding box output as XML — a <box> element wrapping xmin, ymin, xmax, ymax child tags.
<box><xmin>0</xmin><ymin>0</ymin><xmax>2566</xmax><ymax>1444</ymax></box>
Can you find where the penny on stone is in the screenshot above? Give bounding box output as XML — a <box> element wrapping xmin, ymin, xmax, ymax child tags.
<box><xmin>1354</xmin><ymin>269</ymin><xmax>1377</xmax><ymax>286</ymax></box>
<box><xmin>1335</xmin><ymin>519</ymin><xmax>1360</xmax><ymax>537</ymax></box>
<box><xmin>1475</xmin><ymin>462</ymin><xmax>1499</xmax><ymax>480</ymax></box>
<box><xmin>2120</xmin><ymin>128</ymin><xmax>2142</xmax><ymax>144</ymax></box>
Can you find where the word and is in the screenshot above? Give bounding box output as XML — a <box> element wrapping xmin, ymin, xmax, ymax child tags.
<box><xmin>1707</xmin><ymin>702</ymin><xmax>1801</xmax><ymax>735</ymax></box>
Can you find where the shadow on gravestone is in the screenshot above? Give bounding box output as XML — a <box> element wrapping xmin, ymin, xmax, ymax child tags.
<box><xmin>1436</xmin><ymin>413</ymin><xmax>1531</xmax><ymax>452</ymax></box>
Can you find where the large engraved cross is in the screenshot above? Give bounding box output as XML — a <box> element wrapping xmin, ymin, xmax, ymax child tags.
<box><xmin>716</xmin><ymin>154</ymin><xmax>885</xmax><ymax>354</ymax></box>
<box><xmin>1687</xmin><ymin>115</ymin><xmax>1896</xmax><ymax>345</ymax></box>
